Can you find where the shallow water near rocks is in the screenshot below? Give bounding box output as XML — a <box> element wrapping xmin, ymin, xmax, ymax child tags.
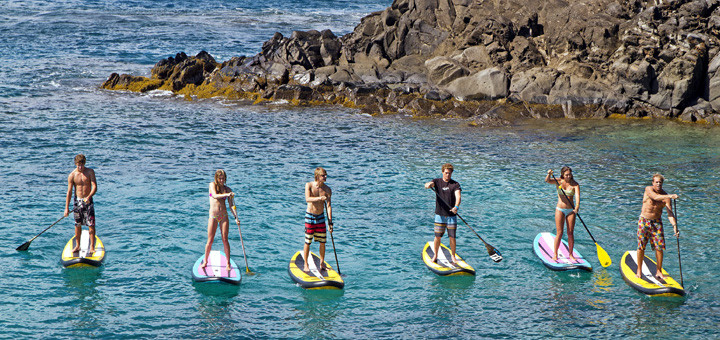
<box><xmin>2</xmin><ymin>1</ymin><xmax>720</xmax><ymax>338</ymax></box>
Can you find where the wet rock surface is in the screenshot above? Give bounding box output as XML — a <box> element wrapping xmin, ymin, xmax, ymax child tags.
<box><xmin>102</xmin><ymin>0</ymin><xmax>720</xmax><ymax>125</ymax></box>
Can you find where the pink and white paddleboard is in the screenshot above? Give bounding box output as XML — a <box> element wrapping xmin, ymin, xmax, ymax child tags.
<box><xmin>533</xmin><ymin>232</ymin><xmax>592</xmax><ymax>272</ymax></box>
<box><xmin>192</xmin><ymin>250</ymin><xmax>241</xmax><ymax>285</ymax></box>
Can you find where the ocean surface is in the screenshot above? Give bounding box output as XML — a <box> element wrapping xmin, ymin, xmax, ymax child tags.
<box><xmin>2</xmin><ymin>1</ymin><xmax>719</xmax><ymax>338</ymax></box>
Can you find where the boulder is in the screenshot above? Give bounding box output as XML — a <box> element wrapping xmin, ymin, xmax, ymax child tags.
<box><xmin>709</xmin><ymin>54</ymin><xmax>720</xmax><ymax>110</ymax></box>
<box><xmin>425</xmin><ymin>56</ymin><xmax>470</xmax><ymax>86</ymax></box>
<box><xmin>444</xmin><ymin>67</ymin><xmax>509</xmax><ymax>100</ymax></box>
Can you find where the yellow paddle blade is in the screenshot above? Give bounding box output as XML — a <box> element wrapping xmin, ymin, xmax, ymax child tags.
<box><xmin>596</xmin><ymin>242</ymin><xmax>612</xmax><ymax>267</ymax></box>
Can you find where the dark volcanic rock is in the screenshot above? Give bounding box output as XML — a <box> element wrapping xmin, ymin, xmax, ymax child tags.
<box><xmin>102</xmin><ymin>0</ymin><xmax>720</xmax><ymax>124</ymax></box>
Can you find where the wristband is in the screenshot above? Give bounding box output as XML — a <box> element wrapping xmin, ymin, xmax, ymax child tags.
<box><xmin>454</xmin><ymin>206</ymin><xmax>459</xmax><ymax>210</ymax></box>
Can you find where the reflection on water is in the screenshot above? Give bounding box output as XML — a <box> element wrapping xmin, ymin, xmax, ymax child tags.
<box><xmin>426</xmin><ymin>275</ymin><xmax>475</xmax><ymax>337</ymax></box>
<box><xmin>543</xmin><ymin>270</ymin><xmax>599</xmax><ymax>334</ymax></box>
<box><xmin>587</xmin><ymin>269</ymin><xmax>613</xmax><ymax>309</ymax></box>
<box><xmin>62</xmin><ymin>267</ymin><xmax>102</xmax><ymax>334</ymax></box>
<box><xmin>195</xmin><ymin>283</ymin><xmax>241</xmax><ymax>337</ymax></box>
<box><xmin>626</xmin><ymin>296</ymin><xmax>687</xmax><ymax>336</ymax></box>
<box><xmin>295</xmin><ymin>288</ymin><xmax>345</xmax><ymax>338</ymax></box>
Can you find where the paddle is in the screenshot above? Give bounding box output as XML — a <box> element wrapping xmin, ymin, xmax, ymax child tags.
<box><xmin>431</xmin><ymin>186</ymin><xmax>503</xmax><ymax>262</ymax></box>
<box><xmin>673</xmin><ymin>199</ymin><xmax>684</xmax><ymax>287</ymax></box>
<box><xmin>230</xmin><ymin>203</ymin><xmax>254</xmax><ymax>275</ymax></box>
<box><xmin>324</xmin><ymin>201</ymin><xmax>342</xmax><ymax>275</ymax></box>
<box><xmin>551</xmin><ymin>173</ymin><xmax>611</xmax><ymax>267</ymax></box>
<box><xmin>16</xmin><ymin>215</ymin><xmax>66</xmax><ymax>251</ymax></box>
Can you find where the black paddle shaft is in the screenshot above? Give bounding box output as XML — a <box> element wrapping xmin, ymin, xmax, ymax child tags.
<box><xmin>673</xmin><ymin>199</ymin><xmax>684</xmax><ymax>287</ymax></box>
<box><xmin>430</xmin><ymin>186</ymin><xmax>502</xmax><ymax>262</ymax></box>
<box><xmin>551</xmin><ymin>173</ymin><xmax>598</xmax><ymax>244</ymax></box>
<box><xmin>324</xmin><ymin>201</ymin><xmax>341</xmax><ymax>274</ymax></box>
<box><xmin>16</xmin><ymin>215</ymin><xmax>66</xmax><ymax>251</ymax></box>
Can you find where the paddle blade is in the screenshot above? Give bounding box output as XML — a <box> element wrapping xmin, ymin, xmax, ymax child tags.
<box><xmin>486</xmin><ymin>245</ymin><xmax>503</xmax><ymax>262</ymax></box>
<box><xmin>245</xmin><ymin>268</ymin><xmax>256</xmax><ymax>276</ymax></box>
<box><xmin>596</xmin><ymin>242</ymin><xmax>611</xmax><ymax>267</ymax></box>
<box><xmin>16</xmin><ymin>241</ymin><xmax>31</xmax><ymax>251</ymax></box>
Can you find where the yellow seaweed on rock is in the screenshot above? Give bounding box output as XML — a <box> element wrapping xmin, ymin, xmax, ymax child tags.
<box><xmin>127</xmin><ymin>78</ymin><xmax>164</xmax><ymax>92</ymax></box>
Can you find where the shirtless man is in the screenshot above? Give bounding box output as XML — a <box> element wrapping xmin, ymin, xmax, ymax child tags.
<box><xmin>63</xmin><ymin>154</ymin><xmax>98</xmax><ymax>254</ymax></box>
<box><xmin>303</xmin><ymin>167</ymin><xmax>333</xmax><ymax>272</ymax></box>
<box><xmin>636</xmin><ymin>173</ymin><xmax>678</xmax><ymax>280</ymax></box>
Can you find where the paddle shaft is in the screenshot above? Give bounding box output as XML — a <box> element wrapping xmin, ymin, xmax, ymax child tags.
<box><xmin>673</xmin><ymin>199</ymin><xmax>684</xmax><ymax>287</ymax></box>
<box><xmin>324</xmin><ymin>201</ymin><xmax>341</xmax><ymax>274</ymax></box>
<box><xmin>430</xmin><ymin>186</ymin><xmax>500</xmax><ymax>258</ymax></box>
<box><xmin>17</xmin><ymin>215</ymin><xmax>66</xmax><ymax>251</ymax></box>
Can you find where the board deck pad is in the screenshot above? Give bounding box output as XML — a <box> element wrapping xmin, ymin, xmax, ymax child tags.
<box><xmin>192</xmin><ymin>250</ymin><xmax>241</xmax><ymax>285</ymax></box>
<box><xmin>61</xmin><ymin>230</ymin><xmax>105</xmax><ymax>268</ymax></box>
<box><xmin>620</xmin><ymin>250</ymin><xmax>685</xmax><ymax>297</ymax></box>
<box><xmin>533</xmin><ymin>232</ymin><xmax>592</xmax><ymax>272</ymax></box>
<box><xmin>422</xmin><ymin>242</ymin><xmax>475</xmax><ymax>276</ymax></box>
<box><xmin>288</xmin><ymin>251</ymin><xmax>344</xmax><ymax>289</ymax></box>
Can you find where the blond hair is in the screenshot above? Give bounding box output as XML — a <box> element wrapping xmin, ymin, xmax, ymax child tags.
<box><xmin>314</xmin><ymin>167</ymin><xmax>327</xmax><ymax>181</ymax></box>
<box><xmin>214</xmin><ymin>169</ymin><xmax>227</xmax><ymax>194</ymax></box>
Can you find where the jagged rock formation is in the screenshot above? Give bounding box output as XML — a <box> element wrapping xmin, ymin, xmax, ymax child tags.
<box><xmin>102</xmin><ymin>0</ymin><xmax>720</xmax><ymax>124</ymax></box>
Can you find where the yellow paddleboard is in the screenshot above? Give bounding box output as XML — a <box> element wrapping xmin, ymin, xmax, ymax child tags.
<box><xmin>422</xmin><ymin>241</ymin><xmax>475</xmax><ymax>276</ymax></box>
<box><xmin>61</xmin><ymin>230</ymin><xmax>105</xmax><ymax>268</ymax></box>
<box><xmin>620</xmin><ymin>251</ymin><xmax>684</xmax><ymax>297</ymax></box>
<box><xmin>288</xmin><ymin>251</ymin><xmax>344</xmax><ymax>289</ymax></box>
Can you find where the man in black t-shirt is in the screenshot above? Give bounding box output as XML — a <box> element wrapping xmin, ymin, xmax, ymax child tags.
<box><xmin>424</xmin><ymin>163</ymin><xmax>461</xmax><ymax>263</ymax></box>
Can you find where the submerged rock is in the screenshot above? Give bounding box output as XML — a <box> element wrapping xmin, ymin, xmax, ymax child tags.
<box><xmin>102</xmin><ymin>0</ymin><xmax>720</xmax><ymax>125</ymax></box>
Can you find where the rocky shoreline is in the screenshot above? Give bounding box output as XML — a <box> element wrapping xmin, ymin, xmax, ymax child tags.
<box><xmin>102</xmin><ymin>0</ymin><xmax>720</xmax><ymax>125</ymax></box>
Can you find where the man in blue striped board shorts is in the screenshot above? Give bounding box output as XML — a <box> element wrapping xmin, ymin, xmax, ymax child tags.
<box><xmin>302</xmin><ymin>167</ymin><xmax>333</xmax><ymax>272</ymax></box>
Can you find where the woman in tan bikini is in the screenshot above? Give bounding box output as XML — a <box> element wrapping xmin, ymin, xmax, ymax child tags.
<box><xmin>200</xmin><ymin>169</ymin><xmax>238</xmax><ymax>272</ymax></box>
<box><xmin>545</xmin><ymin>166</ymin><xmax>580</xmax><ymax>262</ymax></box>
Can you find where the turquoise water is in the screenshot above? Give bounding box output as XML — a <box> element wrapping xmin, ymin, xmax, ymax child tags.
<box><xmin>3</xmin><ymin>1</ymin><xmax>720</xmax><ymax>338</ymax></box>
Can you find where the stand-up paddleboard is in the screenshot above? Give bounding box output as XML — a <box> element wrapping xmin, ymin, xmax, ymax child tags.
<box><xmin>533</xmin><ymin>232</ymin><xmax>592</xmax><ymax>271</ymax></box>
<box><xmin>61</xmin><ymin>230</ymin><xmax>105</xmax><ymax>268</ymax></box>
<box><xmin>192</xmin><ymin>250</ymin><xmax>241</xmax><ymax>285</ymax></box>
<box><xmin>288</xmin><ymin>251</ymin><xmax>344</xmax><ymax>289</ymax></box>
<box><xmin>620</xmin><ymin>251</ymin><xmax>685</xmax><ymax>297</ymax></box>
<box><xmin>422</xmin><ymin>241</ymin><xmax>475</xmax><ymax>276</ymax></box>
